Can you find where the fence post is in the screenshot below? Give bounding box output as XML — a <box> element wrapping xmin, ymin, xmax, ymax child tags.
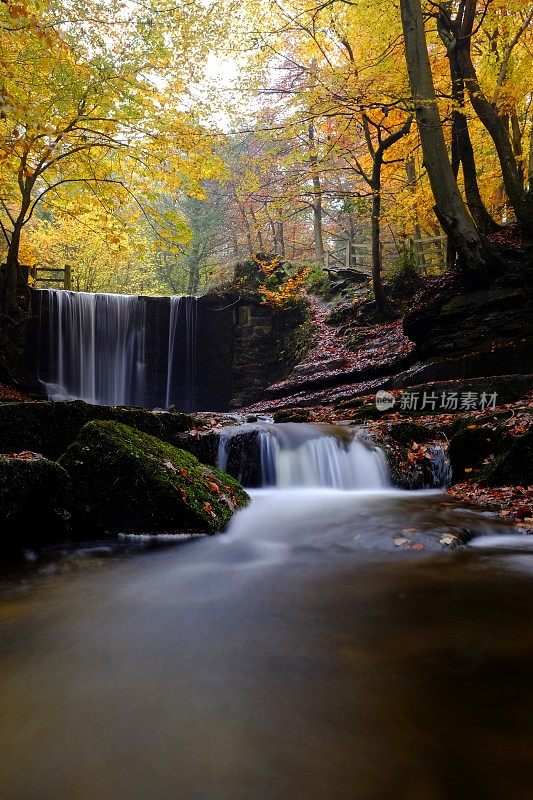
<box><xmin>64</xmin><ymin>264</ymin><xmax>72</xmax><ymax>290</ymax></box>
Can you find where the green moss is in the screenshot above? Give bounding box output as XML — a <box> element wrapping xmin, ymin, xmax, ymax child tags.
<box><xmin>59</xmin><ymin>420</ymin><xmax>249</xmax><ymax>534</ymax></box>
<box><xmin>479</xmin><ymin>428</ymin><xmax>533</xmax><ymax>486</ymax></box>
<box><xmin>0</xmin><ymin>400</ymin><xmax>199</xmax><ymax>460</ymax></box>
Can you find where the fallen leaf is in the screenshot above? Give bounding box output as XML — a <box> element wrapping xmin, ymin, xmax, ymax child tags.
<box><xmin>440</xmin><ymin>534</ymin><xmax>457</xmax><ymax>546</ymax></box>
<box><xmin>394</xmin><ymin>537</ymin><xmax>409</xmax><ymax>546</ymax></box>
<box><xmin>203</xmin><ymin>501</ymin><xmax>216</xmax><ymax>518</ymax></box>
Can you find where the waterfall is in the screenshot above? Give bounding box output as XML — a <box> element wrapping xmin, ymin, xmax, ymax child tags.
<box><xmin>216</xmin><ymin>423</ymin><xmax>389</xmax><ymax>490</ymax></box>
<box><xmin>37</xmin><ymin>288</ymin><xmax>200</xmax><ymax>410</ymax></box>
<box><xmin>165</xmin><ymin>296</ymin><xmax>198</xmax><ymax>411</ymax></box>
<box><xmin>38</xmin><ymin>289</ymin><xmax>147</xmax><ymax>407</ymax></box>
<box><xmin>165</xmin><ymin>296</ymin><xmax>182</xmax><ymax>409</ymax></box>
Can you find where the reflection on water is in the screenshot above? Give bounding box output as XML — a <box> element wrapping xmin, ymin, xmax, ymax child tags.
<box><xmin>1</xmin><ymin>489</ymin><xmax>532</xmax><ymax>800</ymax></box>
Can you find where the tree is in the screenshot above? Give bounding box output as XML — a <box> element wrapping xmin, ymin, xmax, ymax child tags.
<box><xmin>399</xmin><ymin>0</ymin><xmax>486</xmax><ymax>269</ymax></box>
<box><xmin>437</xmin><ymin>1</ymin><xmax>533</xmax><ymax>233</ymax></box>
<box><xmin>0</xmin><ymin>0</ymin><xmax>223</xmax><ymax>313</ymax></box>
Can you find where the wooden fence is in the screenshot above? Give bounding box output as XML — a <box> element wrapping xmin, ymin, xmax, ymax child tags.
<box><xmin>323</xmin><ymin>234</ymin><xmax>447</xmax><ymax>275</ymax></box>
<box><xmin>30</xmin><ymin>264</ymin><xmax>71</xmax><ymax>290</ymax></box>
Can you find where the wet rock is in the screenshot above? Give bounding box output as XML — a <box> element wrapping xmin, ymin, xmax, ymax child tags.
<box><xmin>59</xmin><ymin>421</ymin><xmax>249</xmax><ymax>535</ymax></box>
<box><xmin>480</xmin><ymin>427</ymin><xmax>533</xmax><ymax>486</ymax></box>
<box><xmin>0</xmin><ymin>400</ymin><xmax>199</xmax><ymax>460</ymax></box>
<box><xmin>273</xmin><ymin>408</ymin><xmax>313</xmax><ymax>423</ymax></box>
<box><xmin>0</xmin><ymin>453</ymin><xmax>70</xmax><ymax>538</ymax></box>
<box><xmin>448</xmin><ymin>426</ymin><xmax>500</xmax><ymax>482</ymax></box>
<box><xmin>374</xmin><ymin>424</ymin><xmax>450</xmax><ymax>490</ymax></box>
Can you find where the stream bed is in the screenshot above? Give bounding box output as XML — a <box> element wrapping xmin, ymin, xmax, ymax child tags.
<box><xmin>1</xmin><ymin>486</ymin><xmax>533</xmax><ymax>800</ymax></box>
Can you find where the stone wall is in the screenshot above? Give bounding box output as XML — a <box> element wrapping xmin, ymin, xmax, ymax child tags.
<box><xmin>27</xmin><ymin>288</ymin><xmax>310</xmax><ymax>411</ymax></box>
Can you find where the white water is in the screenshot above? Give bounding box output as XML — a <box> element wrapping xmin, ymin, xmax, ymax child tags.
<box><xmin>217</xmin><ymin>423</ymin><xmax>389</xmax><ymax>489</ymax></box>
<box><xmin>164</xmin><ymin>295</ymin><xmax>198</xmax><ymax>411</ymax></box>
<box><xmin>39</xmin><ymin>289</ymin><xmax>147</xmax><ymax>406</ymax></box>
<box><xmin>165</xmin><ymin>296</ymin><xmax>182</xmax><ymax>409</ymax></box>
<box><xmin>38</xmin><ymin>289</ymin><xmax>199</xmax><ymax>409</ymax></box>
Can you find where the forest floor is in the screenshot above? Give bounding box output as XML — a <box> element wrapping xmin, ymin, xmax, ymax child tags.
<box><xmin>243</xmin><ymin>291</ymin><xmax>533</xmax><ymax>532</ymax></box>
<box><xmin>0</xmin><ymin>383</ymin><xmax>33</xmax><ymax>402</ymax></box>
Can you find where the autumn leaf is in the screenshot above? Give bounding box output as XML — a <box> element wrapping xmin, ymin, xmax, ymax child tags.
<box><xmin>202</xmin><ymin>501</ymin><xmax>216</xmax><ymax>518</ymax></box>
<box><xmin>177</xmin><ymin>486</ymin><xmax>188</xmax><ymax>503</ymax></box>
<box><xmin>394</xmin><ymin>537</ymin><xmax>409</xmax><ymax>546</ymax></box>
<box><xmin>440</xmin><ymin>534</ymin><xmax>457</xmax><ymax>546</ymax></box>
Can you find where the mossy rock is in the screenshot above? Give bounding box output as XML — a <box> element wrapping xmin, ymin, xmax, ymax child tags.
<box><xmin>387</xmin><ymin>421</ymin><xmax>441</xmax><ymax>446</ymax></box>
<box><xmin>0</xmin><ymin>454</ymin><xmax>70</xmax><ymax>537</ymax></box>
<box><xmin>0</xmin><ymin>400</ymin><xmax>198</xmax><ymax>460</ymax></box>
<box><xmin>480</xmin><ymin>428</ymin><xmax>533</xmax><ymax>486</ymax></box>
<box><xmin>273</xmin><ymin>407</ymin><xmax>313</xmax><ymax>423</ymax></box>
<box><xmin>448</xmin><ymin>426</ymin><xmax>500</xmax><ymax>481</ymax></box>
<box><xmin>59</xmin><ymin>421</ymin><xmax>249</xmax><ymax>534</ymax></box>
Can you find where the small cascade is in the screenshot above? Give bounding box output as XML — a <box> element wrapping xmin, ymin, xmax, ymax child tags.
<box><xmin>216</xmin><ymin>423</ymin><xmax>389</xmax><ymax>489</ymax></box>
<box><xmin>38</xmin><ymin>288</ymin><xmax>147</xmax><ymax>406</ymax></box>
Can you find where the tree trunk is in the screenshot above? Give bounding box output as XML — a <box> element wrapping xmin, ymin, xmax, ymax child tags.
<box><xmin>448</xmin><ymin>59</ymin><xmax>498</xmax><ymax>234</ymax></box>
<box><xmin>308</xmin><ymin>123</ymin><xmax>325</xmax><ymax>264</ymax></box>
<box><xmin>0</xmin><ymin>226</ymin><xmax>22</xmax><ymax>315</ymax></box>
<box><xmin>276</xmin><ymin>221</ymin><xmax>285</xmax><ymax>259</ymax></box>
<box><xmin>405</xmin><ymin>156</ymin><xmax>427</xmax><ymax>270</ymax></box>
<box><xmin>451</xmin><ymin>0</ymin><xmax>533</xmax><ymax>232</ymax></box>
<box><xmin>370</xmin><ymin>155</ymin><xmax>389</xmax><ymax>313</ymax></box>
<box><xmin>400</xmin><ymin>0</ymin><xmax>485</xmax><ymax>270</ymax></box>
<box><xmin>187</xmin><ymin>245</ymin><xmax>201</xmax><ymax>295</ymax></box>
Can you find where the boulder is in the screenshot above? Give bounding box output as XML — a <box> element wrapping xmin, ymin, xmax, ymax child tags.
<box><xmin>403</xmin><ymin>265</ymin><xmax>533</xmax><ymax>360</ymax></box>
<box><xmin>0</xmin><ymin>453</ymin><xmax>70</xmax><ymax>537</ymax></box>
<box><xmin>374</xmin><ymin>423</ymin><xmax>450</xmax><ymax>489</ymax></box>
<box><xmin>59</xmin><ymin>421</ymin><xmax>249</xmax><ymax>534</ymax></box>
<box><xmin>448</xmin><ymin>426</ymin><xmax>500</xmax><ymax>481</ymax></box>
<box><xmin>0</xmin><ymin>400</ymin><xmax>198</xmax><ymax>460</ymax></box>
<box><xmin>480</xmin><ymin>427</ymin><xmax>533</xmax><ymax>486</ymax></box>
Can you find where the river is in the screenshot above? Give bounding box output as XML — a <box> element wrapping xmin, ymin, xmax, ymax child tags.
<box><xmin>1</xmin><ymin>426</ymin><xmax>532</xmax><ymax>799</ymax></box>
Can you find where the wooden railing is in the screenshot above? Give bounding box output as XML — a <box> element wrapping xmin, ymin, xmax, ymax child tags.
<box><xmin>323</xmin><ymin>235</ymin><xmax>448</xmax><ymax>275</ymax></box>
<box><xmin>30</xmin><ymin>264</ymin><xmax>72</xmax><ymax>290</ymax></box>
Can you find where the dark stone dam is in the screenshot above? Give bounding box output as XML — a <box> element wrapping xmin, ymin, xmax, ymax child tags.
<box><xmin>29</xmin><ymin>288</ymin><xmax>306</xmax><ymax>411</ymax></box>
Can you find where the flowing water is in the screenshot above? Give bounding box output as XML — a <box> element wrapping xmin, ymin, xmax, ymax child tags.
<box><xmin>1</xmin><ymin>424</ymin><xmax>533</xmax><ymax>799</ymax></box>
<box><xmin>38</xmin><ymin>289</ymin><xmax>147</xmax><ymax>406</ymax></box>
<box><xmin>37</xmin><ymin>289</ymin><xmax>198</xmax><ymax>409</ymax></box>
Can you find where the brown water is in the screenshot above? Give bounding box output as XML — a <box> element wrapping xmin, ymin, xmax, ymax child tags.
<box><xmin>1</xmin><ymin>489</ymin><xmax>533</xmax><ymax>800</ymax></box>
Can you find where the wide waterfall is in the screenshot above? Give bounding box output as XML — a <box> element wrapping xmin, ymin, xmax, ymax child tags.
<box><xmin>36</xmin><ymin>289</ymin><xmax>198</xmax><ymax>409</ymax></box>
<box><xmin>217</xmin><ymin>423</ymin><xmax>389</xmax><ymax>489</ymax></box>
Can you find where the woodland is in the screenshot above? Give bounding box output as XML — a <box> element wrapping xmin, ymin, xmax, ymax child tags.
<box><xmin>0</xmin><ymin>0</ymin><xmax>531</xmax><ymax>306</ymax></box>
<box><xmin>0</xmin><ymin>1</ymin><xmax>532</xmax><ymax>798</ymax></box>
